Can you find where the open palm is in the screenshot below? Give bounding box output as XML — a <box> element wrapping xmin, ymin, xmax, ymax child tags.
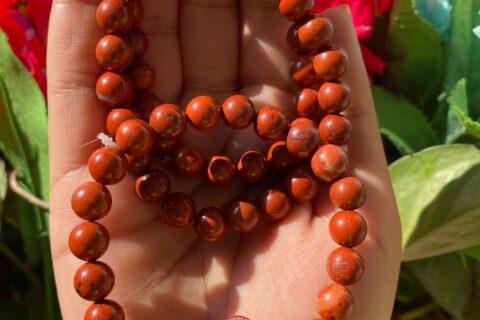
<box><xmin>48</xmin><ymin>1</ymin><xmax>401</xmax><ymax>319</ymax></box>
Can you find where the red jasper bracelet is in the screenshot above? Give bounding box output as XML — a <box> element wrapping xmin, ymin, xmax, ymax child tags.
<box><xmin>68</xmin><ymin>0</ymin><xmax>369</xmax><ymax>319</ymax></box>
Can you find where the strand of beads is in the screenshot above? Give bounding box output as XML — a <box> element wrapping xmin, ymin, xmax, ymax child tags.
<box><xmin>279</xmin><ymin>1</ymin><xmax>369</xmax><ymax>319</ymax></box>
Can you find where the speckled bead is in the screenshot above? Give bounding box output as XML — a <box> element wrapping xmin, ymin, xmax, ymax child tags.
<box><xmin>284</xmin><ymin>167</ymin><xmax>319</xmax><ymax>203</ymax></box>
<box><xmin>294</xmin><ymin>88</ymin><xmax>319</xmax><ymax>118</ymax></box>
<box><xmin>154</xmin><ymin>136</ymin><xmax>179</xmax><ymax>155</ymax></box>
<box><xmin>84</xmin><ymin>300</ymin><xmax>125</xmax><ymax>320</ymax></box>
<box><xmin>327</xmin><ymin>247</ymin><xmax>365</xmax><ymax>285</ymax></box>
<box><xmin>194</xmin><ymin>207</ymin><xmax>228</xmax><ymax>241</ymax></box>
<box><xmin>237</xmin><ymin>151</ymin><xmax>269</xmax><ymax>184</ymax></box>
<box><xmin>127</xmin><ymin>60</ymin><xmax>155</xmax><ymax>91</ymax></box>
<box><xmin>267</xmin><ymin>141</ymin><xmax>295</xmax><ymax>172</ymax></box>
<box><xmin>225</xmin><ymin>198</ymin><xmax>260</xmax><ymax>233</ymax></box>
<box><xmin>134</xmin><ymin>91</ymin><xmax>161</xmax><ymax>120</ymax></box>
<box><xmin>69</xmin><ymin>221</ymin><xmax>110</xmax><ymax>261</ymax></box>
<box><xmin>287</xmin><ymin>16</ymin><xmax>333</xmax><ymax>53</ymax></box>
<box><xmin>115</xmin><ymin>119</ymin><xmax>154</xmax><ymax>157</ymax></box>
<box><xmin>290</xmin><ymin>54</ymin><xmax>318</xmax><ymax>87</ymax></box>
<box><xmin>316</xmin><ymin>283</ymin><xmax>354</xmax><ymax>320</ymax></box>
<box><xmin>123</xmin><ymin>27</ymin><xmax>149</xmax><ymax>58</ymax></box>
<box><xmin>329</xmin><ymin>177</ymin><xmax>367</xmax><ymax>210</ymax></box>
<box><xmin>286</xmin><ymin>121</ymin><xmax>320</xmax><ymax>159</ymax></box>
<box><xmin>161</xmin><ymin>193</ymin><xmax>196</xmax><ymax>228</ymax></box>
<box><xmin>171</xmin><ymin>144</ymin><xmax>205</xmax><ymax>177</ymax></box>
<box><xmin>149</xmin><ymin>104</ymin><xmax>186</xmax><ymax>140</ymax></box>
<box><xmin>254</xmin><ymin>106</ymin><xmax>289</xmax><ymax>142</ymax></box>
<box><xmin>96</xmin><ymin>72</ymin><xmax>135</xmax><ymax>108</ymax></box>
<box><xmin>207</xmin><ymin>156</ymin><xmax>236</xmax><ymax>186</ymax></box>
<box><xmin>135</xmin><ymin>170</ymin><xmax>170</xmax><ymax>202</ymax></box>
<box><xmin>278</xmin><ymin>0</ymin><xmax>314</xmax><ymax>22</ymax></box>
<box><xmin>329</xmin><ymin>211</ymin><xmax>367</xmax><ymax>248</ymax></box>
<box><xmin>318</xmin><ymin>81</ymin><xmax>351</xmax><ymax>114</ymax></box>
<box><xmin>96</xmin><ymin>34</ymin><xmax>134</xmax><ymax>71</ymax></box>
<box><xmin>313</xmin><ymin>49</ymin><xmax>348</xmax><ymax>81</ymax></box>
<box><xmin>311</xmin><ymin>144</ymin><xmax>349</xmax><ymax>182</ymax></box>
<box><xmin>106</xmin><ymin>108</ymin><xmax>140</xmax><ymax>136</ymax></box>
<box><xmin>186</xmin><ymin>96</ymin><xmax>221</xmax><ymax>131</ymax></box>
<box><xmin>222</xmin><ymin>95</ymin><xmax>256</xmax><ymax>129</ymax></box>
<box><xmin>96</xmin><ymin>0</ymin><xmax>132</xmax><ymax>34</ymax></box>
<box><xmin>74</xmin><ymin>261</ymin><xmax>115</xmax><ymax>301</ymax></box>
<box><xmin>319</xmin><ymin>114</ymin><xmax>352</xmax><ymax>145</ymax></box>
<box><xmin>71</xmin><ymin>182</ymin><xmax>112</xmax><ymax>221</ymax></box>
<box><xmin>126</xmin><ymin>0</ymin><xmax>143</xmax><ymax>25</ymax></box>
<box><xmin>126</xmin><ymin>153</ymin><xmax>151</xmax><ymax>174</ymax></box>
<box><xmin>258</xmin><ymin>189</ymin><xmax>292</xmax><ymax>221</ymax></box>
<box><xmin>88</xmin><ymin>147</ymin><xmax>128</xmax><ymax>185</ymax></box>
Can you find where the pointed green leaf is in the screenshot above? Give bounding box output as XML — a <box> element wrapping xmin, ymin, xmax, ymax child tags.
<box><xmin>463</xmin><ymin>246</ymin><xmax>480</xmax><ymax>261</ymax></box>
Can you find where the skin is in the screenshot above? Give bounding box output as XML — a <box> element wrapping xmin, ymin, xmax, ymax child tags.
<box><xmin>48</xmin><ymin>1</ymin><xmax>402</xmax><ymax>319</ymax></box>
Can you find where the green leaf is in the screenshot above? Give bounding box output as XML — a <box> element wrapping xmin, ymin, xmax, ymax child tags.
<box><xmin>408</xmin><ymin>253</ymin><xmax>471</xmax><ymax>319</ymax></box>
<box><xmin>454</xmin><ymin>109</ymin><xmax>480</xmax><ymax>140</ymax></box>
<box><xmin>372</xmin><ymin>86</ymin><xmax>439</xmax><ymax>155</ymax></box>
<box><xmin>463</xmin><ymin>246</ymin><xmax>480</xmax><ymax>261</ymax></box>
<box><xmin>386</xmin><ymin>0</ymin><xmax>444</xmax><ymax>115</ymax></box>
<box><xmin>0</xmin><ymin>158</ymin><xmax>7</xmax><ymax>232</ymax></box>
<box><xmin>396</xmin><ymin>264</ymin><xmax>426</xmax><ymax>303</ymax></box>
<box><xmin>390</xmin><ymin>144</ymin><xmax>480</xmax><ymax>260</ymax></box>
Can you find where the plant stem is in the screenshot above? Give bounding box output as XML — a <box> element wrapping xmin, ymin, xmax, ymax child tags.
<box><xmin>0</xmin><ymin>240</ymin><xmax>41</xmax><ymax>288</ymax></box>
<box><xmin>398</xmin><ymin>302</ymin><xmax>438</xmax><ymax>320</ymax></box>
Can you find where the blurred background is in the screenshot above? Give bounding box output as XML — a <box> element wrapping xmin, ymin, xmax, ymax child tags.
<box><xmin>0</xmin><ymin>0</ymin><xmax>479</xmax><ymax>319</ymax></box>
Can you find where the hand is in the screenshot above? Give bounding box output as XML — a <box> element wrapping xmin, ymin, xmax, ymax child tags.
<box><xmin>48</xmin><ymin>1</ymin><xmax>402</xmax><ymax>319</ymax></box>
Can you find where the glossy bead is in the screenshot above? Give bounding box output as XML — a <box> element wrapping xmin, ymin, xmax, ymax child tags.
<box><xmin>171</xmin><ymin>144</ymin><xmax>205</xmax><ymax>177</ymax></box>
<box><xmin>311</xmin><ymin>144</ymin><xmax>349</xmax><ymax>182</ymax></box>
<box><xmin>96</xmin><ymin>72</ymin><xmax>134</xmax><ymax>108</ymax></box>
<box><xmin>134</xmin><ymin>91</ymin><xmax>161</xmax><ymax>120</ymax></box>
<box><xmin>291</xmin><ymin>117</ymin><xmax>316</xmax><ymax>128</ymax></box>
<box><xmin>329</xmin><ymin>177</ymin><xmax>367</xmax><ymax>210</ymax></box>
<box><xmin>267</xmin><ymin>141</ymin><xmax>295</xmax><ymax>172</ymax></box>
<box><xmin>225</xmin><ymin>198</ymin><xmax>260</xmax><ymax>233</ymax></box>
<box><xmin>258</xmin><ymin>189</ymin><xmax>292</xmax><ymax>221</ymax></box>
<box><xmin>84</xmin><ymin>300</ymin><xmax>125</xmax><ymax>320</ymax></box>
<box><xmin>313</xmin><ymin>49</ymin><xmax>348</xmax><ymax>81</ymax></box>
<box><xmin>96</xmin><ymin>35</ymin><xmax>134</xmax><ymax>71</ymax></box>
<box><xmin>288</xmin><ymin>16</ymin><xmax>333</xmax><ymax>53</ymax></box>
<box><xmin>254</xmin><ymin>106</ymin><xmax>289</xmax><ymax>142</ymax></box>
<box><xmin>149</xmin><ymin>104</ymin><xmax>186</xmax><ymax>140</ymax></box>
<box><xmin>329</xmin><ymin>211</ymin><xmax>367</xmax><ymax>248</ymax></box>
<box><xmin>290</xmin><ymin>54</ymin><xmax>318</xmax><ymax>87</ymax></box>
<box><xmin>319</xmin><ymin>115</ymin><xmax>352</xmax><ymax>145</ymax></box>
<box><xmin>127</xmin><ymin>60</ymin><xmax>155</xmax><ymax>91</ymax></box>
<box><xmin>126</xmin><ymin>0</ymin><xmax>143</xmax><ymax>24</ymax></box>
<box><xmin>316</xmin><ymin>283</ymin><xmax>354</xmax><ymax>320</ymax></box>
<box><xmin>115</xmin><ymin>119</ymin><xmax>154</xmax><ymax>157</ymax></box>
<box><xmin>71</xmin><ymin>182</ymin><xmax>112</xmax><ymax>221</ymax></box>
<box><xmin>69</xmin><ymin>221</ymin><xmax>109</xmax><ymax>261</ymax></box>
<box><xmin>96</xmin><ymin>0</ymin><xmax>132</xmax><ymax>34</ymax></box>
<box><xmin>135</xmin><ymin>170</ymin><xmax>170</xmax><ymax>202</ymax></box>
<box><xmin>327</xmin><ymin>247</ymin><xmax>365</xmax><ymax>285</ymax></box>
<box><xmin>294</xmin><ymin>88</ymin><xmax>319</xmax><ymax>117</ymax></box>
<box><xmin>207</xmin><ymin>156</ymin><xmax>236</xmax><ymax>186</ymax></box>
<box><xmin>161</xmin><ymin>193</ymin><xmax>196</xmax><ymax>228</ymax></box>
<box><xmin>284</xmin><ymin>168</ymin><xmax>319</xmax><ymax>203</ymax></box>
<box><xmin>186</xmin><ymin>96</ymin><xmax>221</xmax><ymax>131</ymax></box>
<box><xmin>286</xmin><ymin>122</ymin><xmax>320</xmax><ymax>159</ymax></box>
<box><xmin>74</xmin><ymin>261</ymin><xmax>115</xmax><ymax>301</ymax></box>
<box><xmin>237</xmin><ymin>151</ymin><xmax>269</xmax><ymax>184</ymax></box>
<box><xmin>154</xmin><ymin>136</ymin><xmax>179</xmax><ymax>155</ymax></box>
<box><xmin>222</xmin><ymin>95</ymin><xmax>256</xmax><ymax>129</ymax></box>
<box><xmin>88</xmin><ymin>147</ymin><xmax>128</xmax><ymax>185</ymax></box>
<box><xmin>318</xmin><ymin>82</ymin><xmax>351</xmax><ymax>114</ymax></box>
<box><xmin>126</xmin><ymin>153</ymin><xmax>151</xmax><ymax>174</ymax></box>
<box><xmin>106</xmin><ymin>108</ymin><xmax>139</xmax><ymax>136</ymax></box>
<box><xmin>278</xmin><ymin>0</ymin><xmax>314</xmax><ymax>22</ymax></box>
<box><xmin>194</xmin><ymin>207</ymin><xmax>227</xmax><ymax>241</ymax></box>
<box><xmin>123</xmin><ymin>27</ymin><xmax>149</xmax><ymax>58</ymax></box>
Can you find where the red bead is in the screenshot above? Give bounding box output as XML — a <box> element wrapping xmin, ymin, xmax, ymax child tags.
<box><xmin>237</xmin><ymin>151</ymin><xmax>269</xmax><ymax>184</ymax></box>
<box><xmin>135</xmin><ymin>170</ymin><xmax>170</xmax><ymax>202</ymax></box>
<box><xmin>106</xmin><ymin>108</ymin><xmax>139</xmax><ymax>136</ymax></box>
<box><xmin>88</xmin><ymin>147</ymin><xmax>128</xmax><ymax>185</ymax></box>
<box><xmin>126</xmin><ymin>0</ymin><xmax>143</xmax><ymax>24</ymax></box>
<box><xmin>329</xmin><ymin>211</ymin><xmax>367</xmax><ymax>248</ymax></box>
<box><xmin>284</xmin><ymin>168</ymin><xmax>319</xmax><ymax>203</ymax></box>
<box><xmin>115</xmin><ymin>119</ymin><xmax>154</xmax><ymax>157</ymax></box>
<box><xmin>149</xmin><ymin>104</ymin><xmax>186</xmax><ymax>140</ymax></box>
<box><xmin>316</xmin><ymin>283</ymin><xmax>354</xmax><ymax>320</ymax></box>
<box><xmin>294</xmin><ymin>88</ymin><xmax>319</xmax><ymax>117</ymax></box>
<box><xmin>319</xmin><ymin>115</ymin><xmax>352</xmax><ymax>145</ymax></box>
<box><xmin>154</xmin><ymin>136</ymin><xmax>179</xmax><ymax>155</ymax></box>
<box><xmin>134</xmin><ymin>91</ymin><xmax>161</xmax><ymax>120</ymax></box>
<box><xmin>71</xmin><ymin>182</ymin><xmax>112</xmax><ymax>221</ymax></box>
<box><xmin>327</xmin><ymin>247</ymin><xmax>365</xmax><ymax>285</ymax></box>
<box><xmin>288</xmin><ymin>16</ymin><xmax>333</xmax><ymax>53</ymax></box>
<box><xmin>267</xmin><ymin>141</ymin><xmax>295</xmax><ymax>172</ymax></box>
<box><xmin>278</xmin><ymin>0</ymin><xmax>314</xmax><ymax>22</ymax></box>
<box><xmin>225</xmin><ymin>198</ymin><xmax>260</xmax><ymax>233</ymax></box>
<box><xmin>254</xmin><ymin>106</ymin><xmax>289</xmax><ymax>142</ymax></box>
<box><xmin>330</xmin><ymin>177</ymin><xmax>366</xmax><ymax>210</ymax></box>
<box><xmin>161</xmin><ymin>193</ymin><xmax>196</xmax><ymax>228</ymax></box>
<box><xmin>96</xmin><ymin>72</ymin><xmax>134</xmax><ymax>108</ymax></box>
<box><xmin>286</xmin><ymin>121</ymin><xmax>320</xmax><ymax>159</ymax></box>
<box><xmin>311</xmin><ymin>144</ymin><xmax>348</xmax><ymax>182</ymax></box>
<box><xmin>318</xmin><ymin>82</ymin><xmax>351</xmax><ymax>114</ymax></box>
<box><xmin>74</xmin><ymin>261</ymin><xmax>115</xmax><ymax>301</ymax></box>
<box><xmin>171</xmin><ymin>144</ymin><xmax>205</xmax><ymax>177</ymax></box>
<box><xmin>127</xmin><ymin>60</ymin><xmax>155</xmax><ymax>91</ymax></box>
<box><xmin>96</xmin><ymin>0</ymin><xmax>133</xmax><ymax>33</ymax></box>
<box><xmin>186</xmin><ymin>96</ymin><xmax>221</xmax><ymax>131</ymax></box>
<box><xmin>222</xmin><ymin>95</ymin><xmax>256</xmax><ymax>129</ymax></box>
<box><xmin>207</xmin><ymin>156</ymin><xmax>236</xmax><ymax>186</ymax></box>
<box><xmin>291</xmin><ymin>117</ymin><xmax>316</xmax><ymax>128</ymax></box>
<box><xmin>69</xmin><ymin>221</ymin><xmax>109</xmax><ymax>261</ymax></box>
<box><xmin>84</xmin><ymin>300</ymin><xmax>125</xmax><ymax>320</ymax></box>
<box><xmin>258</xmin><ymin>189</ymin><xmax>292</xmax><ymax>221</ymax></box>
<box><xmin>313</xmin><ymin>49</ymin><xmax>348</xmax><ymax>81</ymax></box>
<box><xmin>126</xmin><ymin>153</ymin><xmax>151</xmax><ymax>174</ymax></box>
<box><xmin>194</xmin><ymin>207</ymin><xmax>227</xmax><ymax>241</ymax></box>
<box><xmin>96</xmin><ymin>35</ymin><xmax>134</xmax><ymax>71</ymax></box>
<box><xmin>290</xmin><ymin>54</ymin><xmax>318</xmax><ymax>87</ymax></box>
<box><xmin>123</xmin><ymin>27</ymin><xmax>149</xmax><ymax>58</ymax></box>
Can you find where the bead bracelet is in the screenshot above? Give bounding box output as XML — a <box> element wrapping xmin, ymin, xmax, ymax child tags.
<box><xmin>68</xmin><ymin>0</ymin><xmax>369</xmax><ymax>319</ymax></box>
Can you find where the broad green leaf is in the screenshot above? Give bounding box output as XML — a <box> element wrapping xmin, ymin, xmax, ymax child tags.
<box><xmin>372</xmin><ymin>86</ymin><xmax>439</xmax><ymax>155</ymax></box>
<box><xmin>463</xmin><ymin>246</ymin><xmax>480</xmax><ymax>261</ymax></box>
<box><xmin>408</xmin><ymin>253</ymin><xmax>471</xmax><ymax>319</ymax></box>
<box><xmin>0</xmin><ymin>158</ymin><xmax>6</xmax><ymax>232</ymax></box>
<box><xmin>387</xmin><ymin>0</ymin><xmax>444</xmax><ymax>115</ymax></box>
<box><xmin>396</xmin><ymin>264</ymin><xmax>426</xmax><ymax>303</ymax></box>
<box><xmin>446</xmin><ymin>79</ymin><xmax>469</xmax><ymax>142</ymax></box>
<box><xmin>390</xmin><ymin>144</ymin><xmax>480</xmax><ymax>260</ymax></box>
